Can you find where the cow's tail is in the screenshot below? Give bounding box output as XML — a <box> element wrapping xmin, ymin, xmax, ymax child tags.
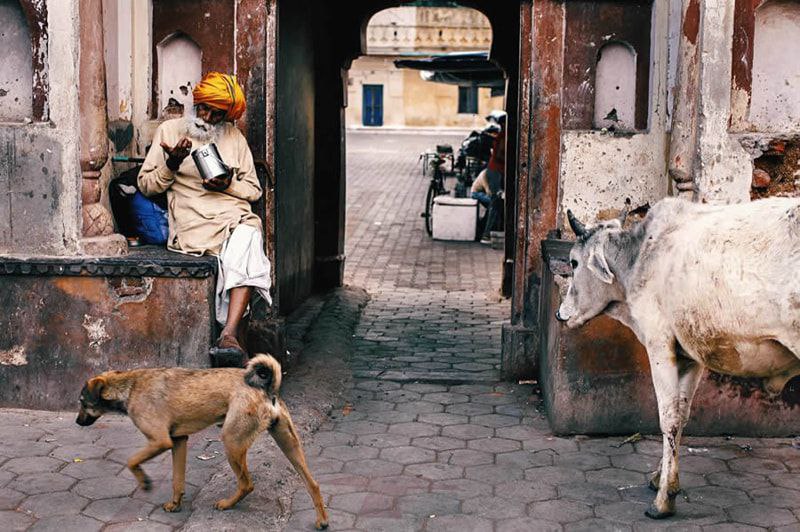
<box><xmin>244</xmin><ymin>354</ymin><xmax>282</xmax><ymax>398</ymax></box>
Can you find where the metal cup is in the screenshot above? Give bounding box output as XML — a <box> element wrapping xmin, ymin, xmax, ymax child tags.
<box><xmin>191</xmin><ymin>143</ymin><xmax>229</xmax><ymax>181</ymax></box>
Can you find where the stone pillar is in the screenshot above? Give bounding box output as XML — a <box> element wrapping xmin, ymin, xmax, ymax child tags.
<box><xmin>668</xmin><ymin>0</ymin><xmax>702</xmax><ymax>198</ymax></box>
<box><xmin>669</xmin><ymin>0</ymin><xmax>751</xmax><ymax>204</ymax></box>
<box><xmin>79</xmin><ymin>0</ymin><xmax>126</xmax><ymax>255</ymax></box>
<box><xmin>693</xmin><ymin>0</ymin><xmax>751</xmax><ymax>203</ymax></box>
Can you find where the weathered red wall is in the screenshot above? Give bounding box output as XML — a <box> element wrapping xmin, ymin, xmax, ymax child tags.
<box><xmin>0</xmin><ymin>276</ymin><xmax>214</xmax><ymax>410</ymax></box>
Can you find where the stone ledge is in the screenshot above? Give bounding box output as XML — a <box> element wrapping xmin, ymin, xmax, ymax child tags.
<box><xmin>0</xmin><ymin>246</ymin><xmax>217</xmax><ymax>278</ymax></box>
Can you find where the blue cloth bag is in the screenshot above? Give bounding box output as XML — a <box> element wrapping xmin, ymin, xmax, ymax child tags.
<box><xmin>130</xmin><ymin>191</ymin><xmax>169</xmax><ymax>245</ymax></box>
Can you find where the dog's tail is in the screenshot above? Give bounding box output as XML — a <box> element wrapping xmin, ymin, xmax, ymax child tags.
<box><xmin>244</xmin><ymin>354</ymin><xmax>282</xmax><ymax>397</ymax></box>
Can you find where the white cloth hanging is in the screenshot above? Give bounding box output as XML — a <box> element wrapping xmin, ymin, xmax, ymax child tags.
<box><xmin>215</xmin><ymin>224</ymin><xmax>272</xmax><ymax>325</ymax></box>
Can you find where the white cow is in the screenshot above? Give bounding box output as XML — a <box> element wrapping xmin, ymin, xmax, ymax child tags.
<box><xmin>556</xmin><ymin>197</ymin><xmax>800</xmax><ymax>519</ymax></box>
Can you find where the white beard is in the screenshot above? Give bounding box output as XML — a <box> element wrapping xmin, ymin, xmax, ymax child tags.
<box><xmin>183</xmin><ymin>115</ymin><xmax>224</xmax><ymax>143</ymax></box>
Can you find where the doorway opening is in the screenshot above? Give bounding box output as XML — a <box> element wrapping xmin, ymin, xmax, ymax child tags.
<box><xmin>272</xmin><ymin>1</ymin><xmax>523</xmax><ymax>347</ymax></box>
<box><xmin>323</xmin><ymin>2</ymin><xmax>519</xmax><ymax>384</ymax></box>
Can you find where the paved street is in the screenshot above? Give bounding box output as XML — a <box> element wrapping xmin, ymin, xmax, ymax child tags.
<box><xmin>289</xmin><ymin>131</ymin><xmax>800</xmax><ymax>531</ymax></box>
<box><xmin>1</xmin><ymin>131</ymin><xmax>799</xmax><ymax>531</ymax></box>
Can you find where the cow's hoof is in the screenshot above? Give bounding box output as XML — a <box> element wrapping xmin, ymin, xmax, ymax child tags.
<box><xmin>645</xmin><ymin>503</ymin><xmax>675</xmax><ymax>519</ymax></box>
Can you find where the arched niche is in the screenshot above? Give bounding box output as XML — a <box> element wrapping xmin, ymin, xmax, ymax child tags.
<box><xmin>156</xmin><ymin>32</ymin><xmax>202</xmax><ymax>118</ymax></box>
<box><xmin>593</xmin><ymin>42</ymin><xmax>637</xmax><ymax>131</ymax></box>
<box><xmin>750</xmin><ymin>0</ymin><xmax>800</xmax><ymax>131</ymax></box>
<box><xmin>0</xmin><ymin>0</ymin><xmax>34</xmax><ymax>121</ymax></box>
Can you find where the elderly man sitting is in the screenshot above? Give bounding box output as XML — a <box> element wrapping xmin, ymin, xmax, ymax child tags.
<box><xmin>138</xmin><ymin>72</ymin><xmax>269</xmax><ymax>363</ymax></box>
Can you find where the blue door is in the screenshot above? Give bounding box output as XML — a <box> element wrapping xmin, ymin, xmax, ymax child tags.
<box><xmin>362</xmin><ymin>84</ymin><xmax>383</xmax><ymax>126</ymax></box>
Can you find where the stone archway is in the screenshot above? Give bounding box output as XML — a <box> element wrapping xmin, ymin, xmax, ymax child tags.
<box><xmin>265</xmin><ymin>0</ymin><xmax>566</xmax><ymax>380</ymax></box>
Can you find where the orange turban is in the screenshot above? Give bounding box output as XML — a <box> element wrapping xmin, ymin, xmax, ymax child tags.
<box><xmin>192</xmin><ymin>72</ymin><xmax>246</xmax><ymax>121</ymax></box>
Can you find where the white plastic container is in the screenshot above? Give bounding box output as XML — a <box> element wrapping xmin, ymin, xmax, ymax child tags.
<box><xmin>432</xmin><ymin>196</ymin><xmax>478</xmax><ymax>241</ymax></box>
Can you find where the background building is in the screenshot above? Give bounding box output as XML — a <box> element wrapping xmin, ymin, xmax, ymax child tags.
<box><xmin>346</xmin><ymin>6</ymin><xmax>503</xmax><ymax>128</ymax></box>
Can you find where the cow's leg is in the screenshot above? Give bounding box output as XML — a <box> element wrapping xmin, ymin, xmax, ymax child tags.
<box><xmin>648</xmin><ymin>357</ymin><xmax>704</xmax><ymax>493</ymax></box>
<box><xmin>644</xmin><ymin>340</ymin><xmax>682</xmax><ymax>519</ymax></box>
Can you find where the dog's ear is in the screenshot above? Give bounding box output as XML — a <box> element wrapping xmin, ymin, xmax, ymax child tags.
<box><xmin>84</xmin><ymin>376</ymin><xmax>107</xmax><ymax>403</ymax></box>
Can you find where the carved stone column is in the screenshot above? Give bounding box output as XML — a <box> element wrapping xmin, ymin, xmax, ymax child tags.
<box><xmin>668</xmin><ymin>0</ymin><xmax>702</xmax><ymax>198</ymax></box>
<box><xmin>79</xmin><ymin>0</ymin><xmax>126</xmax><ymax>255</ymax></box>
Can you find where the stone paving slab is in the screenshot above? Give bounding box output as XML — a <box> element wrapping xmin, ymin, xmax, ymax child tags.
<box><xmin>297</xmin><ymin>377</ymin><xmax>800</xmax><ymax>531</ymax></box>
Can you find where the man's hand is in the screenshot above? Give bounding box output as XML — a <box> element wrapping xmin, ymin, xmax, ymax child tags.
<box><xmin>202</xmin><ymin>172</ymin><xmax>232</xmax><ymax>192</ymax></box>
<box><xmin>161</xmin><ymin>138</ymin><xmax>192</xmax><ymax>171</ymax></box>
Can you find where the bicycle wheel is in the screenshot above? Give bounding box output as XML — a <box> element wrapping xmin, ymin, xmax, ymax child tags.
<box><xmin>424</xmin><ymin>182</ymin><xmax>436</xmax><ymax>236</ymax></box>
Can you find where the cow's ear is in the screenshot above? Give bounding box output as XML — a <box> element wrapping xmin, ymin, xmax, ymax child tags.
<box><xmin>587</xmin><ymin>240</ymin><xmax>614</xmax><ymax>284</ymax></box>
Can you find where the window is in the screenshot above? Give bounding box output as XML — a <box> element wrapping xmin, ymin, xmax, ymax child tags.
<box><xmin>458</xmin><ymin>86</ymin><xmax>478</xmax><ymax>114</ymax></box>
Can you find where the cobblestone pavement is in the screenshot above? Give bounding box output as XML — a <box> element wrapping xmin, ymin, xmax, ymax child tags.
<box><xmin>0</xmin><ymin>409</ymin><xmax>224</xmax><ymax>531</ymax></box>
<box><xmin>287</xmin><ymin>131</ymin><xmax>800</xmax><ymax>531</ymax></box>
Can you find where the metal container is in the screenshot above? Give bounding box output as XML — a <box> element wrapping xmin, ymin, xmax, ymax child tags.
<box><xmin>191</xmin><ymin>143</ymin><xmax>229</xmax><ymax>181</ymax></box>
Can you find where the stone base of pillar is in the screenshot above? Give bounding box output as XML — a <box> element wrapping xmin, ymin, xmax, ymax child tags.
<box><xmin>80</xmin><ymin>234</ymin><xmax>128</xmax><ymax>256</ymax></box>
<box><xmin>501</xmin><ymin>322</ymin><xmax>538</xmax><ymax>381</ymax></box>
<box><xmin>81</xmin><ymin>203</ymin><xmax>116</xmax><ymax>237</ymax></box>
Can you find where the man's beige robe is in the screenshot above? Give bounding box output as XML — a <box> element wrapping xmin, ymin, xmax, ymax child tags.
<box><xmin>138</xmin><ymin>118</ymin><xmax>262</xmax><ymax>256</ymax></box>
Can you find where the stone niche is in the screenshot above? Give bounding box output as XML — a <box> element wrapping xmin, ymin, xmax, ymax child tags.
<box><xmin>151</xmin><ymin>0</ymin><xmax>234</xmax><ymax>118</ymax></box>
<box><xmin>562</xmin><ymin>0</ymin><xmax>652</xmax><ymax>131</ymax></box>
<box><xmin>157</xmin><ymin>32</ymin><xmax>202</xmax><ymax>117</ymax></box>
<box><xmin>593</xmin><ymin>43</ymin><xmax>637</xmax><ymax>131</ymax></box>
<box><xmin>0</xmin><ymin>0</ymin><xmax>33</xmax><ymax>121</ymax></box>
<box><xmin>749</xmin><ymin>0</ymin><xmax>800</xmax><ymax>132</ymax></box>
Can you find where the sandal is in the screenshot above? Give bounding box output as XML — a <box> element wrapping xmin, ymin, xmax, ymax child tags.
<box><xmin>210</xmin><ymin>334</ymin><xmax>247</xmax><ymax>367</ymax></box>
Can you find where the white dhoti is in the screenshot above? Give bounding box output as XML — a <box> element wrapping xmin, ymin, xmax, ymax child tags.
<box><xmin>215</xmin><ymin>224</ymin><xmax>272</xmax><ymax>325</ymax></box>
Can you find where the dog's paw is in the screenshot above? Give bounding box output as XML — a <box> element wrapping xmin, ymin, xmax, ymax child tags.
<box><xmin>315</xmin><ymin>520</ymin><xmax>329</xmax><ymax>530</ymax></box>
<box><xmin>162</xmin><ymin>501</ymin><xmax>182</xmax><ymax>513</ymax></box>
<box><xmin>214</xmin><ymin>499</ymin><xmax>234</xmax><ymax>511</ymax></box>
<box><xmin>141</xmin><ymin>476</ymin><xmax>153</xmax><ymax>492</ymax></box>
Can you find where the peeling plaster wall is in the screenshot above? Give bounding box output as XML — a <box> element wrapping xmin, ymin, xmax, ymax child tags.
<box><xmin>0</xmin><ymin>1</ymin><xmax>82</xmax><ymax>255</ymax></box>
<box><xmin>559</xmin><ymin>0</ymin><xmax>671</xmax><ymax>225</ymax></box>
<box><xmin>0</xmin><ymin>0</ymin><xmax>34</xmax><ymax>121</ymax></box>
<box><xmin>694</xmin><ymin>1</ymin><xmax>752</xmax><ymax>203</ymax></box>
<box><xmin>560</xmin><ymin>131</ymin><xmax>669</xmax><ymax>222</ymax></box>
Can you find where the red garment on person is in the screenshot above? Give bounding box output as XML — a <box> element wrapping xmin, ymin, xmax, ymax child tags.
<box><xmin>487</xmin><ymin>130</ymin><xmax>505</xmax><ymax>174</ymax></box>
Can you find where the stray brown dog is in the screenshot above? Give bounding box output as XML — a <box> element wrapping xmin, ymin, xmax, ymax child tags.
<box><xmin>75</xmin><ymin>354</ymin><xmax>328</xmax><ymax>529</ymax></box>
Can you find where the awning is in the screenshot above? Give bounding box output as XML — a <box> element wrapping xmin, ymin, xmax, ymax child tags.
<box><xmin>393</xmin><ymin>52</ymin><xmax>505</xmax><ymax>89</ymax></box>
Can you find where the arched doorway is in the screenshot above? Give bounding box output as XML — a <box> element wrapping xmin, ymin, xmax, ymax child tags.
<box><xmin>268</xmin><ymin>0</ymin><xmax>522</xmax><ymax>309</ymax></box>
<box><xmin>267</xmin><ymin>0</ymin><xmax>553</xmax><ymax>382</ymax></box>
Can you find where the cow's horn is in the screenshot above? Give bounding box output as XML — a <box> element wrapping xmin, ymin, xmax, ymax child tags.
<box><xmin>618</xmin><ymin>205</ymin><xmax>629</xmax><ymax>226</ymax></box>
<box><xmin>567</xmin><ymin>210</ymin><xmax>586</xmax><ymax>237</ymax></box>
